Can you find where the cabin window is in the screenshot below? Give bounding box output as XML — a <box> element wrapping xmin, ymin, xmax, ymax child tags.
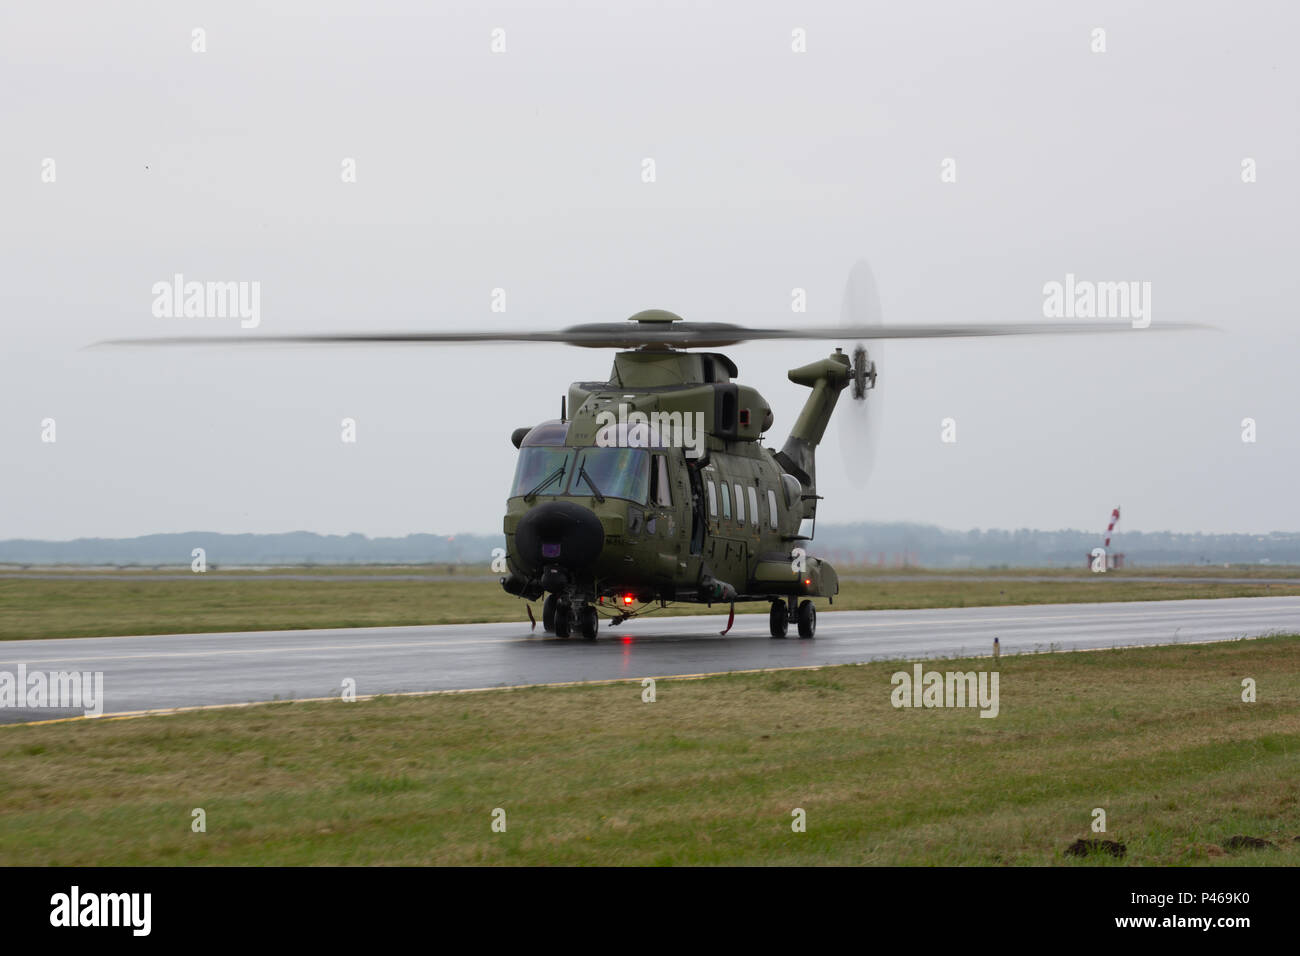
<box><xmin>720</xmin><ymin>482</ymin><xmax>732</xmax><ymax>520</ymax></box>
<box><xmin>706</xmin><ymin>479</ymin><xmax>717</xmax><ymax>517</ymax></box>
<box><xmin>780</xmin><ymin>473</ymin><xmax>802</xmax><ymax>508</ymax></box>
<box><xmin>748</xmin><ymin>486</ymin><xmax>759</xmax><ymax>528</ymax></box>
<box><xmin>733</xmin><ymin>483</ymin><xmax>744</xmax><ymax>524</ymax></box>
<box><xmin>649</xmin><ymin>454</ymin><xmax>672</xmax><ymax>507</ymax></box>
<box><xmin>767</xmin><ymin>489</ymin><xmax>779</xmax><ymax>529</ymax></box>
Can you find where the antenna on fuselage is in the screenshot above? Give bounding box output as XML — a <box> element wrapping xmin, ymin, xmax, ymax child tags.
<box><xmin>561</xmin><ymin>394</ymin><xmax>567</xmax><ymax>422</ymax></box>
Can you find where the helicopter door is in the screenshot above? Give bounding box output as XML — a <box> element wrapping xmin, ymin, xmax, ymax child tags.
<box><xmin>686</xmin><ymin>461</ymin><xmax>705</xmax><ymax>556</ymax></box>
<box><xmin>703</xmin><ymin>475</ymin><xmax>748</xmax><ymax>590</ymax></box>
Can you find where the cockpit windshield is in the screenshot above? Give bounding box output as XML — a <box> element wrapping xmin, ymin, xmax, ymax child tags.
<box><xmin>509</xmin><ymin>446</ymin><xmax>649</xmax><ymax>503</ymax></box>
<box><xmin>572</xmin><ymin>447</ymin><xmax>649</xmax><ymax>503</ymax></box>
<box><xmin>510</xmin><ymin>447</ymin><xmax>573</xmax><ymax>499</ymax></box>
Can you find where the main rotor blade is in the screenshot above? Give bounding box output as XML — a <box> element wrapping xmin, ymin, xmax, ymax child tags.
<box><xmin>96</xmin><ymin>330</ymin><xmax>586</xmax><ymax>347</ymax></box>
<box><xmin>95</xmin><ymin>319</ymin><xmax>1206</xmax><ymax>350</ymax></box>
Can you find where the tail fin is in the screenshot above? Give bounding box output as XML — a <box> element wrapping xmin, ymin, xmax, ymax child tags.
<box><xmin>774</xmin><ymin>351</ymin><xmax>851</xmax><ymax>517</ymax></box>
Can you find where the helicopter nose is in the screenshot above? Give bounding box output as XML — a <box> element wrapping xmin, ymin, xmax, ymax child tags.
<box><xmin>514</xmin><ymin>501</ymin><xmax>605</xmax><ymax>572</ymax></box>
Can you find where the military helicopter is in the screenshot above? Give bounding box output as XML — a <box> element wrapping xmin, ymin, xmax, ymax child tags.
<box><xmin>498</xmin><ymin>316</ymin><xmax>851</xmax><ymax>641</ymax></box>
<box><xmin>104</xmin><ymin>262</ymin><xmax>1178</xmax><ymax>641</ymax></box>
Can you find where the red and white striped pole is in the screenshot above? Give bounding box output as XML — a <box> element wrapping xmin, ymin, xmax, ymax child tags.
<box><xmin>1104</xmin><ymin>507</ymin><xmax>1120</xmax><ymax>549</ymax></box>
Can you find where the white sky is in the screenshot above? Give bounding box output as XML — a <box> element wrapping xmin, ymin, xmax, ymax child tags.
<box><xmin>1</xmin><ymin>1</ymin><xmax>1296</xmax><ymax>539</ymax></box>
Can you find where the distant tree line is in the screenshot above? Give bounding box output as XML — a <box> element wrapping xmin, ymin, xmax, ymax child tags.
<box><xmin>3</xmin><ymin>524</ymin><xmax>1298</xmax><ymax>567</ymax></box>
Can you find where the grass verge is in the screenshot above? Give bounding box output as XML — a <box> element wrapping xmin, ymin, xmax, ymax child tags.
<box><xmin>0</xmin><ymin>635</ymin><xmax>1296</xmax><ymax>865</ymax></box>
<box><xmin>4</xmin><ymin>572</ymin><xmax>1299</xmax><ymax>640</ymax></box>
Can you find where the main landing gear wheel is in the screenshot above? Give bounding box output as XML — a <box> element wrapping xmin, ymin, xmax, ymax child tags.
<box><xmin>797</xmin><ymin>600</ymin><xmax>816</xmax><ymax>639</ymax></box>
<box><xmin>542</xmin><ymin>594</ymin><xmax>559</xmax><ymax>633</ymax></box>
<box><xmin>554</xmin><ymin>601</ymin><xmax>572</xmax><ymax>638</ymax></box>
<box><xmin>578</xmin><ymin>605</ymin><xmax>600</xmax><ymax>641</ymax></box>
<box><xmin>769</xmin><ymin>600</ymin><xmax>789</xmax><ymax>638</ymax></box>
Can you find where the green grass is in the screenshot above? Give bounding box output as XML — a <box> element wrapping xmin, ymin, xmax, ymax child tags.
<box><xmin>3</xmin><ymin>568</ymin><xmax>1299</xmax><ymax>640</ymax></box>
<box><xmin>0</xmin><ymin>563</ymin><xmax>490</xmax><ymax>577</ymax></box>
<box><xmin>0</xmin><ymin>636</ymin><xmax>1296</xmax><ymax>865</ymax></box>
<box><xmin>838</xmin><ymin>564</ymin><xmax>1300</xmax><ymax>580</ymax></box>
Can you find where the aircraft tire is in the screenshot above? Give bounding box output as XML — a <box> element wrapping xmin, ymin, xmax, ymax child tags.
<box><xmin>769</xmin><ymin>600</ymin><xmax>789</xmax><ymax>638</ymax></box>
<box><xmin>579</xmin><ymin>605</ymin><xmax>600</xmax><ymax>641</ymax></box>
<box><xmin>796</xmin><ymin>600</ymin><xmax>816</xmax><ymax>639</ymax></box>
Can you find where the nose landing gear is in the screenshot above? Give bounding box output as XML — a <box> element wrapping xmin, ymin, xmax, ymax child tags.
<box><xmin>553</xmin><ymin>599</ymin><xmax>572</xmax><ymax>638</ymax></box>
<box><xmin>542</xmin><ymin>594</ymin><xmax>600</xmax><ymax>641</ymax></box>
<box><xmin>577</xmin><ymin>605</ymin><xmax>600</xmax><ymax>641</ymax></box>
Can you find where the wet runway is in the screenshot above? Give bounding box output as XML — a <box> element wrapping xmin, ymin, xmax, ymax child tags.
<box><xmin>2</xmin><ymin>596</ymin><xmax>1297</xmax><ymax>723</ymax></box>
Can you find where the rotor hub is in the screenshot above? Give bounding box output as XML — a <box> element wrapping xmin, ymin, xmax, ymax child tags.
<box><xmin>628</xmin><ymin>309</ymin><xmax>684</xmax><ymax>324</ymax></box>
<box><xmin>851</xmin><ymin>344</ymin><xmax>876</xmax><ymax>401</ymax></box>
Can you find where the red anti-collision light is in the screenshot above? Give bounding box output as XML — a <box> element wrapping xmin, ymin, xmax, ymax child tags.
<box><xmin>623</xmin><ymin>594</ymin><xmax>634</xmax><ymax>605</ymax></box>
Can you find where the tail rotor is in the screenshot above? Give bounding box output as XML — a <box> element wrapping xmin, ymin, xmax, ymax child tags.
<box><xmin>838</xmin><ymin>260</ymin><xmax>885</xmax><ymax>486</ymax></box>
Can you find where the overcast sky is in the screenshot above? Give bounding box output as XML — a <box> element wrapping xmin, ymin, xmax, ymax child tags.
<box><xmin>2</xmin><ymin>1</ymin><xmax>1296</xmax><ymax>541</ymax></box>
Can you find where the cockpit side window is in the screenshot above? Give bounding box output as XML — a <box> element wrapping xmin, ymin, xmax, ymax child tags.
<box><xmin>650</xmin><ymin>454</ymin><xmax>672</xmax><ymax>507</ymax></box>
